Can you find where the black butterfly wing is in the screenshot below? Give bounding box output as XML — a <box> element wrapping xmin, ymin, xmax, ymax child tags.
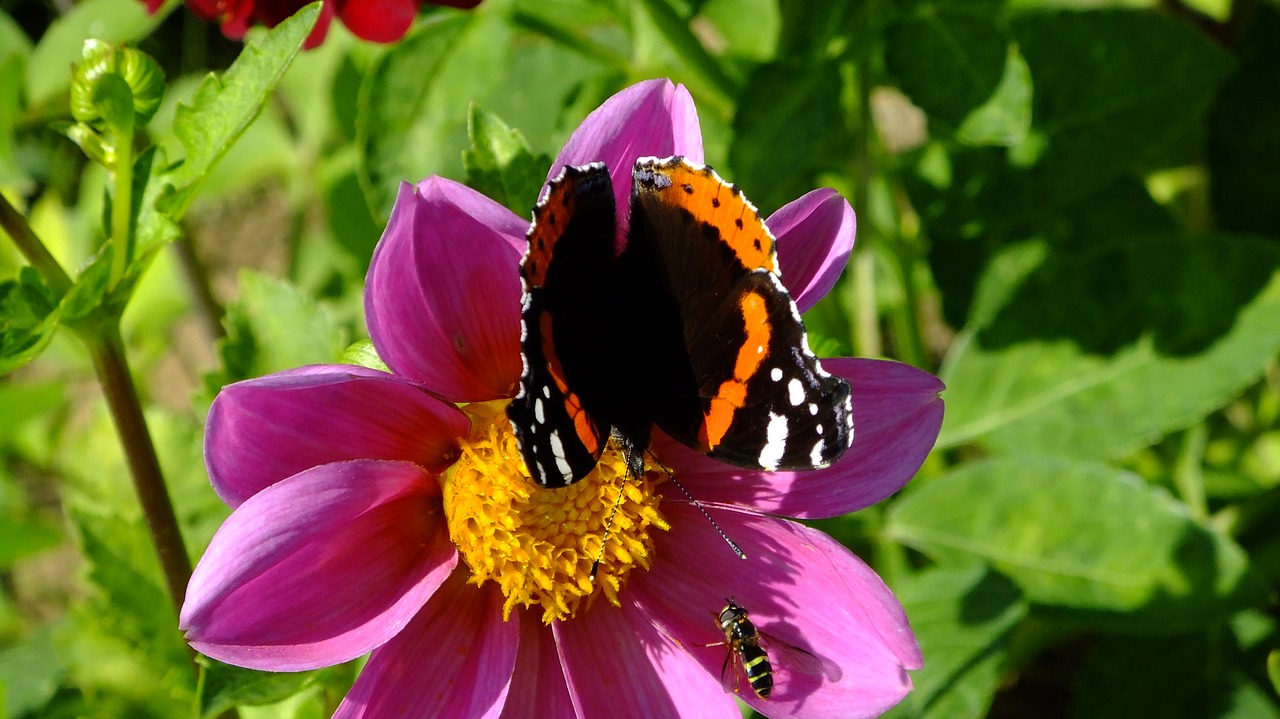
<box><xmin>626</xmin><ymin>156</ymin><xmax>853</xmax><ymax>471</ymax></box>
<box><xmin>507</xmin><ymin>164</ymin><xmax>616</xmax><ymax>487</ymax></box>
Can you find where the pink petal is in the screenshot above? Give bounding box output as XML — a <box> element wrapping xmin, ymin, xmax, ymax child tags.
<box><xmin>548</xmin><ymin>79</ymin><xmax>704</xmax><ymax>251</ymax></box>
<box><xmin>554</xmin><ymin>598</ymin><xmax>740</xmax><ymax>719</ymax></box>
<box><xmin>632</xmin><ymin>504</ymin><xmax>921</xmax><ymax>719</ymax></box>
<box><xmin>334</xmin><ymin>573</ymin><xmax>518</xmax><ymax>719</ymax></box>
<box><xmin>769</xmin><ymin>189</ymin><xmax>856</xmax><ymax>312</ymax></box>
<box><xmin>499</xmin><ymin>609</ymin><xmax>576</xmax><ymax>719</ymax></box>
<box><xmin>182</xmin><ymin>460</ymin><xmax>457</xmax><ymax>671</ymax></box>
<box><xmin>366</xmin><ymin>179</ymin><xmax>527</xmax><ymax>402</ymax></box>
<box><xmin>653</xmin><ymin>358</ymin><xmax>944</xmax><ymax>518</ymax></box>
<box><xmin>205</xmin><ymin>365</ymin><xmax>469</xmax><ymax>507</ymax></box>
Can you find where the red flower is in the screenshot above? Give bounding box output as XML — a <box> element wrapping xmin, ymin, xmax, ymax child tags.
<box><xmin>145</xmin><ymin>0</ymin><xmax>481</xmax><ymax>48</ymax></box>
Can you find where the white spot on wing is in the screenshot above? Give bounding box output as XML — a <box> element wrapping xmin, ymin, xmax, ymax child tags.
<box><xmin>548</xmin><ymin>431</ymin><xmax>573</xmax><ymax>482</ymax></box>
<box><xmin>810</xmin><ymin>439</ymin><xmax>825</xmax><ymax>466</ymax></box>
<box><xmin>809</xmin><ymin>403</ymin><xmax>818</xmax><ymax>416</ymax></box>
<box><xmin>758</xmin><ymin>413</ymin><xmax>788</xmax><ymax>470</ymax></box>
<box><xmin>770</xmin><ymin>367</ymin><xmax>783</xmax><ymax>382</ymax></box>
<box><xmin>788</xmin><ymin>378</ymin><xmax>804</xmax><ymax>406</ymax></box>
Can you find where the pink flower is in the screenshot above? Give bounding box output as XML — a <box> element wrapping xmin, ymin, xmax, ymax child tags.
<box><xmin>141</xmin><ymin>0</ymin><xmax>481</xmax><ymax>48</ymax></box>
<box><xmin>183</xmin><ymin>79</ymin><xmax>944</xmax><ymax>718</ymax></box>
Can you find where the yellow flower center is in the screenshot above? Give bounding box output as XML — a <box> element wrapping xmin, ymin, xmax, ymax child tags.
<box><xmin>441</xmin><ymin>401</ymin><xmax>669</xmax><ymax>623</ymax></box>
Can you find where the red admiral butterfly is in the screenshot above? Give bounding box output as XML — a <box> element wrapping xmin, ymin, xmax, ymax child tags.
<box><xmin>507</xmin><ymin>156</ymin><xmax>853</xmax><ymax>488</ymax></box>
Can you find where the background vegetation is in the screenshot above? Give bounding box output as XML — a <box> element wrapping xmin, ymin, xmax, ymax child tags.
<box><xmin>0</xmin><ymin>0</ymin><xmax>1277</xmax><ymax>717</ymax></box>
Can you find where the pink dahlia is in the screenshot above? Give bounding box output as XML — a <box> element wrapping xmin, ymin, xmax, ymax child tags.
<box><xmin>141</xmin><ymin>0</ymin><xmax>481</xmax><ymax>48</ymax></box>
<box><xmin>183</xmin><ymin>79</ymin><xmax>944</xmax><ymax>718</ymax></box>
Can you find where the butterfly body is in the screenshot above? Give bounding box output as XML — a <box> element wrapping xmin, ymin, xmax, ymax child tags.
<box><xmin>508</xmin><ymin>157</ymin><xmax>853</xmax><ymax>488</ymax></box>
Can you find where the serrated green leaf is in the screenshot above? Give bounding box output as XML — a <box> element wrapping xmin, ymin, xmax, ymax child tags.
<box><xmin>463</xmin><ymin>104</ymin><xmax>553</xmax><ymax>215</ymax></box>
<box><xmin>213</xmin><ymin>270</ymin><xmax>348</xmax><ymax>387</ymax></box>
<box><xmin>198</xmin><ymin>659</ymin><xmax>321</xmax><ymax>719</ymax></box>
<box><xmin>882</xmin><ymin>565</ymin><xmax>1025</xmax><ymax>719</ymax></box>
<box><xmin>886</xmin><ymin>4</ymin><xmax>1008</xmax><ymax>128</ymax></box>
<box><xmin>0</xmin><ymin>268</ymin><xmax>61</xmax><ymax>375</ymax></box>
<box><xmin>886</xmin><ymin>458</ymin><xmax>1266</xmax><ymax>632</ymax></box>
<box><xmin>939</xmin><ymin>234</ymin><xmax>1280</xmax><ymax>459</ymax></box>
<box><xmin>158</xmin><ymin>4</ymin><xmax>319</xmax><ymax>219</ymax></box>
<box><xmin>358</xmin><ymin>10</ymin><xmax>510</xmax><ymax>218</ymax></box>
<box><xmin>24</xmin><ymin>0</ymin><xmax>164</xmax><ymax>108</ymax></box>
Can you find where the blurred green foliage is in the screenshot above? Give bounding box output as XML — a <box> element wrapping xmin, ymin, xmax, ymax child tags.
<box><xmin>0</xmin><ymin>0</ymin><xmax>1277</xmax><ymax>717</ymax></box>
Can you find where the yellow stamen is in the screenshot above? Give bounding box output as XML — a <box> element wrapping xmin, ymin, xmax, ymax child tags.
<box><xmin>441</xmin><ymin>401</ymin><xmax>670</xmax><ymax>623</ymax></box>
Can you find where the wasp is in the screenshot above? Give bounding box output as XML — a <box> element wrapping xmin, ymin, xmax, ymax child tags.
<box><xmin>711</xmin><ymin>598</ymin><xmax>829</xmax><ymax>699</ymax></box>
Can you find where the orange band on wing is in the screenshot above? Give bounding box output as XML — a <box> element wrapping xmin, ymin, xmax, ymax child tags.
<box><xmin>702</xmin><ymin>291</ymin><xmax>771</xmax><ymax>448</ymax></box>
<box><xmin>539</xmin><ymin>312</ymin><xmax>601</xmax><ymax>454</ymax></box>
<box><xmin>646</xmin><ymin>162</ymin><xmax>776</xmax><ymax>273</ymax></box>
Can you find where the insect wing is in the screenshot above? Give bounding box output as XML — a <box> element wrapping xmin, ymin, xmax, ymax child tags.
<box><xmin>761</xmin><ymin>632</ymin><xmax>840</xmax><ymax>682</ymax></box>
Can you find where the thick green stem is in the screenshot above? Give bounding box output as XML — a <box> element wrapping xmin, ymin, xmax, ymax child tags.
<box><xmin>83</xmin><ymin>327</ymin><xmax>192</xmax><ymax>616</ymax></box>
<box><xmin>0</xmin><ymin>194</ymin><xmax>73</xmax><ymax>295</ymax></box>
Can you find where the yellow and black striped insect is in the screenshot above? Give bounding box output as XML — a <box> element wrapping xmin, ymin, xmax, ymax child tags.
<box><xmin>711</xmin><ymin>598</ymin><xmax>829</xmax><ymax>699</ymax></box>
<box><xmin>715</xmin><ymin>599</ymin><xmax>775</xmax><ymax>698</ymax></box>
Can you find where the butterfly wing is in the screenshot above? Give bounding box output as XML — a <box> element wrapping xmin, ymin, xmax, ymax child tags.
<box><xmin>507</xmin><ymin>164</ymin><xmax>616</xmax><ymax>487</ymax></box>
<box><xmin>626</xmin><ymin>156</ymin><xmax>853</xmax><ymax>471</ymax></box>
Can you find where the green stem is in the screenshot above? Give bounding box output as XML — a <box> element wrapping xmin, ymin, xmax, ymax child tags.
<box><xmin>0</xmin><ymin>194</ymin><xmax>73</xmax><ymax>296</ymax></box>
<box><xmin>888</xmin><ymin>188</ymin><xmax>927</xmax><ymax>369</ymax></box>
<box><xmin>109</xmin><ymin>129</ymin><xmax>135</xmax><ymax>288</ymax></box>
<box><xmin>82</xmin><ymin>326</ymin><xmax>192</xmax><ymax>617</ymax></box>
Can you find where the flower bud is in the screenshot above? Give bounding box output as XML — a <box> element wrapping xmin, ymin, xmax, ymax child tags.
<box><xmin>70</xmin><ymin>40</ymin><xmax>165</xmax><ymax>128</ymax></box>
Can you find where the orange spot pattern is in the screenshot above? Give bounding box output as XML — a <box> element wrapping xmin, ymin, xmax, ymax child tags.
<box><xmin>648</xmin><ymin>163</ymin><xmax>776</xmax><ymax>273</ymax></box>
<box><xmin>702</xmin><ymin>291</ymin><xmax>771</xmax><ymax>448</ymax></box>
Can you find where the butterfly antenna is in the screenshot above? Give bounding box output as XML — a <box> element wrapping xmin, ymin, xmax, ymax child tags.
<box><xmin>647</xmin><ymin>450</ymin><xmax>746</xmax><ymax>562</ymax></box>
<box><xmin>590</xmin><ymin>440</ymin><xmax>642</xmax><ymax>583</ymax></box>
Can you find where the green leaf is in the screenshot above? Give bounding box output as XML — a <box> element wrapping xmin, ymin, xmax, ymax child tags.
<box><xmin>198</xmin><ymin>659</ymin><xmax>322</xmax><ymax>719</ymax></box>
<box><xmin>882</xmin><ymin>565</ymin><xmax>1026</xmax><ymax>719</ymax></box>
<box><xmin>886</xmin><ymin>4</ymin><xmax>1008</xmax><ymax>128</ymax></box>
<box><xmin>939</xmin><ymin>234</ymin><xmax>1280</xmax><ymax>459</ymax></box>
<box><xmin>1269</xmin><ymin>649</ymin><xmax>1280</xmax><ymax>697</ymax></box>
<box><xmin>0</xmin><ymin>513</ymin><xmax>61</xmax><ymax>567</ymax></box>
<box><xmin>212</xmin><ymin>270</ymin><xmax>348</xmax><ymax>387</ymax></box>
<box><xmin>957</xmin><ymin>44</ymin><xmax>1032</xmax><ymax>147</ymax></box>
<box><xmin>24</xmin><ymin>0</ymin><xmax>164</xmax><ymax>108</ymax></box>
<box><xmin>0</xmin><ymin>56</ymin><xmax>30</xmax><ymax>191</ymax></box>
<box><xmin>341</xmin><ymin>338</ymin><xmax>389</xmax><ymax>373</ymax></box>
<box><xmin>358</xmin><ymin>10</ymin><xmax>510</xmax><ymax>219</ymax></box>
<box><xmin>462</xmin><ymin>104</ymin><xmax>553</xmax><ymax>215</ymax></box>
<box><xmin>886</xmin><ymin>458</ymin><xmax>1266</xmax><ymax>633</ymax></box>
<box><xmin>0</xmin><ymin>267</ymin><xmax>61</xmax><ymax>375</ymax></box>
<box><xmin>0</xmin><ymin>379</ymin><xmax>64</xmax><ymax>442</ymax></box>
<box><xmin>0</xmin><ymin>628</ymin><xmax>64</xmax><ymax>718</ymax></box>
<box><xmin>1070</xmin><ymin>633</ymin><xmax>1280</xmax><ymax>719</ymax></box>
<box><xmin>988</xmin><ymin>8</ymin><xmax>1232</xmax><ymax>212</ymax></box>
<box><xmin>729</xmin><ymin>61</ymin><xmax>850</xmax><ymax>212</ymax></box>
<box><xmin>158</xmin><ymin>4</ymin><xmax>320</xmax><ymax>219</ymax></box>
<box><xmin>1207</xmin><ymin>3</ymin><xmax>1280</xmax><ymax>239</ymax></box>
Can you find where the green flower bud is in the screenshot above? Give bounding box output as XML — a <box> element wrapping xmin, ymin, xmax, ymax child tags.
<box><xmin>70</xmin><ymin>41</ymin><xmax>165</xmax><ymax>128</ymax></box>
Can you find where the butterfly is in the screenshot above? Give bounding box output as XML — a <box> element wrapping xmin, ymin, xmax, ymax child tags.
<box><xmin>507</xmin><ymin>156</ymin><xmax>853</xmax><ymax>488</ymax></box>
